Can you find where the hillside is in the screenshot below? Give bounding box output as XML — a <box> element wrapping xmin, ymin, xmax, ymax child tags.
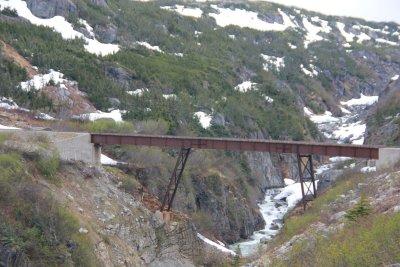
<box><xmin>0</xmin><ymin>0</ymin><xmax>399</xmax><ymax>266</ymax></box>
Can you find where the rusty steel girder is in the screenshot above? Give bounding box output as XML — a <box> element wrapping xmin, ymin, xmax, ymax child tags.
<box><xmin>91</xmin><ymin>134</ymin><xmax>380</xmax><ymax>159</ymax></box>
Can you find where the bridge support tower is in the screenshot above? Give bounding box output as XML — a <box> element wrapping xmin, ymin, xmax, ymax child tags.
<box><xmin>297</xmin><ymin>154</ymin><xmax>317</xmax><ymax>210</ymax></box>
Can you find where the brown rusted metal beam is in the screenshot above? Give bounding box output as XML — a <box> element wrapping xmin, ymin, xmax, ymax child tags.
<box><xmin>160</xmin><ymin>148</ymin><xmax>191</xmax><ymax>211</ymax></box>
<box><xmin>297</xmin><ymin>154</ymin><xmax>317</xmax><ymax>210</ymax></box>
<box><xmin>91</xmin><ymin>134</ymin><xmax>381</xmax><ymax>159</ymax></box>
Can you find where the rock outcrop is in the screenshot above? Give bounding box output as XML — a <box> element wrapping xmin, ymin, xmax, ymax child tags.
<box><xmin>25</xmin><ymin>0</ymin><xmax>77</xmax><ymax>19</ymax></box>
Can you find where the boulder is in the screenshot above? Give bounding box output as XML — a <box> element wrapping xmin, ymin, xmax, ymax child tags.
<box><xmin>94</xmin><ymin>24</ymin><xmax>118</xmax><ymax>43</ymax></box>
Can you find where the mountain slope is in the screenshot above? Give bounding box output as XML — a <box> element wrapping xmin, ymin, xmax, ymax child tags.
<box><xmin>0</xmin><ymin>0</ymin><xmax>399</xmax><ymax>260</ymax></box>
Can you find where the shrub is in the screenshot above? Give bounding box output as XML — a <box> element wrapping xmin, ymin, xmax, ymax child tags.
<box><xmin>1</xmin><ymin>7</ymin><xmax>18</xmax><ymax>17</ymax></box>
<box><xmin>345</xmin><ymin>195</ymin><xmax>371</xmax><ymax>221</ymax></box>
<box><xmin>85</xmin><ymin>120</ymin><xmax>134</xmax><ymax>133</ymax></box>
<box><xmin>36</xmin><ymin>150</ymin><xmax>60</xmax><ymax>181</ymax></box>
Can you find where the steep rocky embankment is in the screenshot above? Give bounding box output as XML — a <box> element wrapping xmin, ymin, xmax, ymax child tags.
<box><xmin>0</xmin><ymin>133</ymin><xmax>205</xmax><ymax>267</ymax></box>
<box><xmin>251</xmin><ymin>162</ymin><xmax>400</xmax><ymax>266</ymax></box>
<box><xmin>0</xmin><ymin>0</ymin><xmax>400</xmax><ymax>259</ymax></box>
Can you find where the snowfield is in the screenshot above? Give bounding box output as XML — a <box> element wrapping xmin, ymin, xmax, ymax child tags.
<box><xmin>197</xmin><ymin>233</ymin><xmax>236</xmax><ymax>256</ymax></box>
<box><xmin>209</xmin><ymin>6</ymin><xmax>296</xmax><ymax>32</ymax></box>
<box><xmin>304</xmin><ymin>93</ymin><xmax>379</xmax><ymax>145</ymax></box>
<box><xmin>161</xmin><ymin>5</ymin><xmax>203</xmax><ymax>18</ymax></box>
<box><xmin>194</xmin><ymin>111</ymin><xmax>212</xmax><ymax>129</ymax></box>
<box><xmin>234</xmin><ymin>81</ymin><xmax>257</xmax><ymax>92</ymax></box>
<box><xmin>0</xmin><ymin>0</ymin><xmax>119</xmax><ymax>56</ymax></box>
<box><xmin>261</xmin><ymin>54</ymin><xmax>285</xmax><ymax>72</ymax></box>
<box><xmin>20</xmin><ymin>70</ymin><xmax>66</xmax><ymax>91</ymax></box>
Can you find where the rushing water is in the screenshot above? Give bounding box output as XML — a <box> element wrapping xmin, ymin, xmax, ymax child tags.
<box><xmin>230</xmin><ymin>189</ymin><xmax>289</xmax><ymax>257</ymax></box>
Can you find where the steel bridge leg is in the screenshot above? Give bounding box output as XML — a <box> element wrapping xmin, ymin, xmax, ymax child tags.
<box><xmin>297</xmin><ymin>154</ymin><xmax>317</xmax><ymax>210</ymax></box>
<box><xmin>160</xmin><ymin>148</ymin><xmax>191</xmax><ymax>211</ymax></box>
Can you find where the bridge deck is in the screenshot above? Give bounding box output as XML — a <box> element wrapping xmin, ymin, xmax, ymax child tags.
<box><xmin>91</xmin><ymin>134</ymin><xmax>380</xmax><ymax>159</ymax></box>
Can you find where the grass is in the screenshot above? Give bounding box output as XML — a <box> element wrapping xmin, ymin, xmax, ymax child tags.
<box><xmin>270</xmin><ymin>212</ymin><xmax>400</xmax><ymax>267</ymax></box>
<box><xmin>272</xmin><ymin>171</ymin><xmax>368</xmax><ymax>246</ymax></box>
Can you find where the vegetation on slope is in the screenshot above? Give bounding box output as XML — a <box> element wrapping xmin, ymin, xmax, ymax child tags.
<box><xmin>0</xmin><ymin>133</ymin><xmax>97</xmax><ymax>266</ymax></box>
<box><xmin>253</xmin><ymin>166</ymin><xmax>400</xmax><ymax>267</ymax></box>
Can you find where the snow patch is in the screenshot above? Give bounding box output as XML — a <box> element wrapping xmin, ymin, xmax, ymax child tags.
<box><xmin>101</xmin><ymin>154</ymin><xmax>119</xmax><ymax>166</ymax></box>
<box><xmin>288</xmin><ymin>42</ymin><xmax>297</xmax><ymax>49</ymax></box>
<box><xmin>360</xmin><ymin>166</ymin><xmax>376</xmax><ymax>173</ymax></box>
<box><xmin>300</xmin><ymin>64</ymin><xmax>318</xmax><ymax>77</ymax></box>
<box><xmin>234</xmin><ymin>81</ymin><xmax>257</xmax><ymax>92</ymax></box>
<box><xmin>340</xmin><ymin>94</ymin><xmax>379</xmax><ymax>106</ymax></box>
<box><xmin>0</xmin><ymin>0</ymin><xmax>119</xmax><ymax>56</ymax></box>
<box><xmin>336</xmin><ymin>22</ymin><xmax>355</xmax><ymax>42</ymax></box>
<box><xmin>20</xmin><ymin>70</ymin><xmax>66</xmax><ymax>91</ymax></box>
<box><xmin>127</xmin><ymin>88</ymin><xmax>147</xmax><ymax>96</ymax></box>
<box><xmin>136</xmin><ymin>42</ymin><xmax>164</xmax><ymax>53</ymax></box>
<box><xmin>80</xmin><ymin>110</ymin><xmax>124</xmax><ymax>122</ymax></box>
<box><xmin>375</xmin><ymin>38</ymin><xmax>398</xmax><ymax>46</ymax></box>
<box><xmin>197</xmin><ymin>233</ymin><xmax>236</xmax><ymax>255</ymax></box>
<box><xmin>302</xmin><ymin>16</ymin><xmax>330</xmax><ymax>48</ymax></box>
<box><xmin>194</xmin><ymin>111</ymin><xmax>212</xmax><ymax>129</ymax></box>
<box><xmin>209</xmin><ymin>6</ymin><xmax>296</xmax><ymax>32</ymax></box>
<box><xmin>392</xmin><ymin>75</ymin><xmax>399</xmax><ymax>81</ymax></box>
<box><xmin>162</xmin><ymin>94</ymin><xmax>176</xmax><ymax>100</ymax></box>
<box><xmin>0</xmin><ymin>124</ymin><xmax>20</xmax><ymax>130</ymax></box>
<box><xmin>161</xmin><ymin>5</ymin><xmax>203</xmax><ymax>18</ymax></box>
<box><xmin>261</xmin><ymin>54</ymin><xmax>285</xmax><ymax>72</ymax></box>
<box><xmin>264</xmin><ymin>95</ymin><xmax>274</xmax><ymax>103</ymax></box>
<box><xmin>304</xmin><ymin>107</ymin><xmax>338</xmax><ymax>123</ymax></box>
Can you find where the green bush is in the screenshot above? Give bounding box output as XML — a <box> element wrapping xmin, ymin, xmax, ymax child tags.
<box><xmin>345</xmin><ymin>194</ymin><xmax>371</xmax><ymax>221</ymax></box>
<box><xmin>36</xmin><ymin>150</ymin><xmax>60</xmax><ymax>181</ymax></box>
<box><xmin>85</xmin><ymin>120</ymin><xmax>134</xmax><ymax>133</ymax></box>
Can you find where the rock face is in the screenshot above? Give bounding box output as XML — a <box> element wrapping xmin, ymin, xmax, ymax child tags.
<box><xmin>0</xmin><ymin>246</ymin><xmax>32</xmax><ymax>267</ymax></box>
<box><xmin>105</xmin><ymin>65</ymin><xmax>135</xmax><ymax>89</ymax></box>
<box><xmin>50</xmin><ymin>162</ymin><xmax>200</xmax><ymax>266</ymax></box>
<box><xmin>365</xmin><ymin>79</ymin><xmax>400</xmax><ymax>145</ymax></box>
<box><xmin>94</xmin><ymin>24</ymin><xmax>118</xmax><ymax>43</ymax></box>
<box><xmin>25</xmin><ymin>0</ymin><xmax>77</xmax><ymax>19</ymax></box>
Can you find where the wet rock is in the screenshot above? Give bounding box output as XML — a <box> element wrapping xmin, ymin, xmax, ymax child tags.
<box><xmin>260</xmin><ymin>237</ymin><xmax>269</xmax><ymax>244</ymax></box>
<box><xmin>270</xmin><ymin>223</ymin><xmax>279</xmax><ymax>230</ymax></box>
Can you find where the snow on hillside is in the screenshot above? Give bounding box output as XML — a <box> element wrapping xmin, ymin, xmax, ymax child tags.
<box><xmin>300</xmin><ymin>64</ymin><xmax>318</xmax><ymax>77</ymax></box>
<box><xmin>161</xmin><ymin>5</ymin><xmax>203</xmax><ymax>18</ymax></box>
<box><xmin>336</xmin><ymin>22</ymin><xmax>356</xmax><ymax>42</ymax></box>
<box><xmin>234</xmin><ymin>81</ymin><xmax>257</xmax><ymax>92</ymax></box>
<box><xmin>209</xmin><ymin>6</ymin><xmax>295</xmax><ymax>32</ymax></box>
<box><xmin>127</xmin><ymin>88</ymin><xmax>148</xmax><ymax>96</ymax></box>
<box><xmin>20</xmin><ymin>70</ymin><xmax>66</xmax><ymax>91</ymax></box>
<box><xmin>197</xmin><ymin>233</ymin><xmax>236</xmax><ymax>256</ymax></box>
<box><xmin>261</xmin><ymin>55</ymin><xmax>285</xmax><ymax>72</ymax></box>
<box><xmin>302</xmin><ymin>16</ymin><xmax>330</xmax><ymax>48</ymax></box>
<box><xmin>79</xmin><ymin>109</ymin><xmax>125</xmax><ymax>122</ymax></box>
<box><xmin>340</xmin><ymin>94</ymin><xmax>378</xmax><ymax>106</ymax></box>
<box><xmin>136</xmin><ymin>42</ymin><xmax>164</xmax><ymax>53</ymax></box>
<box><xmin>194</xmin><ymin>111</ymin><xmax>212</xmax><ymax>129</ymax></box>
<box><xmin>304</xmin><ymin>94</ymin><xmax>379</xmax><ymax>144</ymax></box>
<box><xmin>0</xmin><ymin>0</ymin><xmax>119</xmax><ymax>56</ymax></box>
<box><xmin>0</xmin><ymin>124</ymin><xmax>20</xmax><ymax>130</ymax></box>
